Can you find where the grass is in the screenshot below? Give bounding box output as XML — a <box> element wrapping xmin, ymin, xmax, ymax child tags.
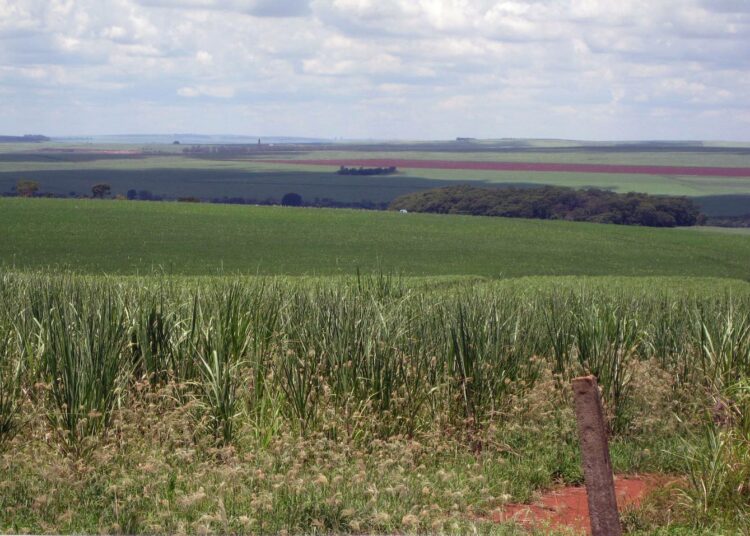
<box><xmin>687</xmin><ymin>227</ymin><xmax>750</xmax><ymax>235</ymax></box>
<box><xmin>1</xmin><ymin>273</ymin><xmax>749</xmax><ymax>533</ymax></box>
<box><xmin>2</xmin><ymin>197</ymin><xmax>750</xmax><ymax>278</ymax></box>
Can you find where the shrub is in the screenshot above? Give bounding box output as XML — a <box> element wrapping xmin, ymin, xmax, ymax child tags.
<box><xmin>281</xmin><ymin>192</ymin><xmax>303</xmax><ymax>206</ymax></box>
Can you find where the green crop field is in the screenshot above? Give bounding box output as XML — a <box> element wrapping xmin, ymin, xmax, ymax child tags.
<box><xmin>3</xmin><ymin>143</ymin><xmax>750</xmax><ymax>535</ymax></box>
<box><xmin>274</xmin><ymin>148</ymin><xmax>750</xmax><ymax>168</ymax></box>
<box><xmin>3</xmin><ymin>142</ymin><xmax>750</xmax><ymax>214</ymax></box>
<box><xmin>2</xmin><ymin>197</ymin><xmax>750</xmax><ymax>278</ymax></box>
<box><xmin>2</xmin><ymin>270</ymin><xmax>750</xmax><ymax>534</ymax></box>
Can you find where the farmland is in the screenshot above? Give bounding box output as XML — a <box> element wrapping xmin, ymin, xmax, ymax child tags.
<box><xmin>2</xmin><ymin>271</ymin><xmax>750</xmax><ymax>534</ymax></box>
<box><xmin>2</xmin><ymin>198</ymin><xmax>750</xmax><ymax>278</ymax></box>
<box><xmin>2</xmin><ymin>141</ymin><xmax>750</xmax><ymax>534</ymax></box>
<box><xmin>5</xmin><ymin>0</ymin><xmax>750</xmax><ymax>532</ymax></box>
<box><xmin>0</xmin><ymin>168</ymin><xmax>470</xmax><ymax>206</ymax></box>
<box><xmin>3</xmin><ymin>141</ymin><xmax>750</xmax><ymax>214</ymax></box>
<box><xmin>263</xmin><ymin>157</ymin><xmax>750</xmax><ymax>178</ymax></box>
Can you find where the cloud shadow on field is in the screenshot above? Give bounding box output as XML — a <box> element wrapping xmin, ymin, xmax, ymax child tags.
<box><xmin>0</xmin><ymin>168</ymin><xmax>539</xmax><ymax>205</ymax></box>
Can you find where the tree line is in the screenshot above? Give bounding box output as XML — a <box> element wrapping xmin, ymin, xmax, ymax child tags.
<box><xmin>3</xmin><ymin>181</ymin><xmax>387</xmax><ymax>210</ymax></box>
<box><xmin>182</xmin><ymin>144</ymin><xmax>262</xmax><ymax>155</ymax></box>
<box><xmin>389</xmin><ymin>185</ymin><xmax>703</xmax><ymax>227</ymax></box>
<box><xmin>0</xmin><ymin>134</ymin><xmax>50</xmax><ymax>143</ymax></box>
<box><xmin>8</xmin><ymin>180</ymin><xmax>113</xmax><ymax>199</ymax></box>
<box><xmin>337</xmin><ymin>166</ymin><xmax>398</xmax><ymax>176</ymax></box>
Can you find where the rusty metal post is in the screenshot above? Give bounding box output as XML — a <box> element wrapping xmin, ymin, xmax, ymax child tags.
<box><xmin>571</xmin><ymin>375</ymin><xmax>622</xmax><ymax>536</ymax></box>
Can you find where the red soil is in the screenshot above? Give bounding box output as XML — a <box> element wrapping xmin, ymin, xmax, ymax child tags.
<box><xmin>262</xmin><ymin>158</ymin><xmax>750</xmax><ymax>178</ymax></box>
<box><xmin>38</xmin><ymin>148</ymin><xmax>142</xmax><ymax>155</ymax></box>
<box><xmin>488</xmin><ymin>475</ymin><xmax>669</xmax><ymax>534</ymax></box>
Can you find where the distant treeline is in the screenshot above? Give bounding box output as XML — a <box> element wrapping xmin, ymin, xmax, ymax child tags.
<box><xmin>182</xmin><ymin>144</ymin><xmax>262</xmax><ymax>155</ymax></box>
<box><xmin>2</xmin><ymin>183</ymin><xmax>388</xmax><ymax>210</ymax></box>
<box><xmin>389</xmin><ymin>185</ymin><xmax>703</xmax><ymax>227</ymax></box>
<box><xmin>0</xmin><ymin>135</ymin><xmax>50</xmax><ymax>143</ymax></box>
<box><xmin>337</xmin><ymin>166</ymin><xmax>398</xmax><ymax>176</ymax></box>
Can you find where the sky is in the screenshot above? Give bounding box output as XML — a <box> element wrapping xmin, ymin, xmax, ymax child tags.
<box><xmin>1</xmin><ymin>0</ymin><xmax>749</xmax><ymax>140</ymax></box>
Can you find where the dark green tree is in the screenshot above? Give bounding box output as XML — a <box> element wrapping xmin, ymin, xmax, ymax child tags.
<box><xmin>91</xmin><ymin>183</ymin><xmax>111</xmax><ymax>199</ymax></box>
<box><xmin>16</xmin><ymin>179</ymin><xmax>39</xmax><ymax>197</ymax></box>
<box><xmin>281</xmin><ymin>192</ymin><xmax>303</xmax><ymax>207</ymax></box>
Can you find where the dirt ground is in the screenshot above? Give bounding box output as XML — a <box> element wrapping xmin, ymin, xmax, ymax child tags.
<box><xmin>489</xmin><ymin>474</ymin><xmax>673</xmax><ymax>534</ymax></box>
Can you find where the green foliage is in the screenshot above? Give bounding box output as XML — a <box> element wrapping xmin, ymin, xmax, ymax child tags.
<box><xmin>697</xmin><ymin>305</ymin><xmax>750</xmax><ymax>391</ymax></box>
<box><xmin>15</xmin><ymin>179</ymin><xmax>39</xmax><ymax>197</ymax></box>
<box><xmin>337</xmin><ymin>165</ymin><xmax>398</xmax><ymax>176</ymax></box>
<box><xmin>280</xmin><ymin>192</ymin><xmax>302</xmax><ymax>206</ymax></box>
<box><xmin>194</xmin><ymin>285</ymin><xmax>252</xmax><ymax>444</ymax></box>
<box><xmin>130</xmin><ymin>305</ymin><xmax>174</xmax><ymax>385</ymax></box>
<box><xmin>2</xmin><ymin>140</ymin><xmax>750</xmax><ymax>533</ymax></box>
<box><xmin>390</xmin><ymin>185</ymin><xmax>702</xmax><ymax>227</ymax></box>
<box><xmin>0</xmin><ymin>273</ymin><xmax>749</xmax><ymax>532</ymax></box>
<box><xmin>39</xmin><ymin>288</ymin><xmax>132</xmax><ymax>452</ymax></box>
<box><xmin>573</xmin><ymin>300</ymin><xmax>639</xmax><ymax>433</ymax></box>
<box><xmin>3</xmin><ymin>198</ymin><xmax>750</xmax><ymax>278</ymax></box>
<box><xmin>447</xmin><ymin>299</ymin><xmax>542</xmax><ymax>424</ymax></box>
<box><xmin>676</xmin><ymin>380</ymin><xmax>750</xmax><ymax>526</ymax></box>
<box><xmin>0</xmin><ymin>329</ymin><xmax>24</xmax><ymax>447</ymax></box>
<box><xmin>0</xmin><ymin>272</ymin><xmax>747</xmax><ymax>439</ymax></box>
<box><xmin>91</xmin><ymin>183</ymin><xmax>111</xmax><ymax>198</ymax></box>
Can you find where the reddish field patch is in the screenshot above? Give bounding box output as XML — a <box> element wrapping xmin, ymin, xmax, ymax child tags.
<box><xmin>487</xmin><ymin>475</ymin><xmax>673</xmax><ymax>534</ymax></box>
<box><xmin>262</xmin><ymin>158</ymin><xmax>750</xmax><ymax>178</ymax></box>
<box><xmin>38</xmin><ymin>148</ymin><xmax>143</xmax><ymax>155</ymax></box>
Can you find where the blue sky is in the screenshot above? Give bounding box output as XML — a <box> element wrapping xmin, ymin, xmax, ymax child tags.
<box><xmin>1</xmin><ymin>0</ymin><xmax>749</xmax><ymax>140</ymax></box>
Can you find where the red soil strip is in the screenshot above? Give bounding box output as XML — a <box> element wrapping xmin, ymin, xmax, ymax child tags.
<box><xmin>260</xmin><ymin>158</ymin><xmax>750</xmax><ymax>178</ymax></box>
<box><xmin>89</xmin><ymin>150</ymin><xmax>143</xmax><ymax>155</ymax></box>
<box><xmin>38</xmin><ymin>148</ymin><xmax>142</xmax><ymax>155</ymax></box>
<box><xmin>489</xmin><ymin>475</ymin><xmax>669</xmax><ymax>534</ymax></box>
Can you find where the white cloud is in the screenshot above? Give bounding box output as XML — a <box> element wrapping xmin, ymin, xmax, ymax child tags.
<box><xmin>0</xmin><ymin>0</ymin><xmax>749</xmax><ymax>139</ymax></box>
<box><xmin>195</xmin><ymin>50</ymin><xmax>213</xmax><ymax>64</ymax></box>
<box><xmin>177</xmin><ymin>85</ymin><xmax>235</xmax><ymax>98</ymax></box>
<box><xmin>134</xmin><ymin>0</ymin><xmax>311</xmax><ymax>17</ymax></box>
